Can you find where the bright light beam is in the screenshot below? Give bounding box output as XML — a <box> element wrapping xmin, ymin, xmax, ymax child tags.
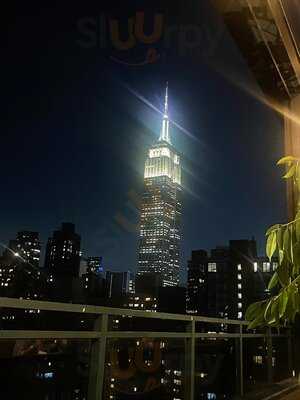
<box><xmin>0</xmin><ymin>241</ymin><xmax>35</xmax><ymax>269</ymax></box>
<box><xmin>121</xmin><ymin>82</ymin><xmax>202</xmax><ymax>144</ymax></box>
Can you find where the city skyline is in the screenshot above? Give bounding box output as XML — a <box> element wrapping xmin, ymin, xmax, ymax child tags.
<box><xmin>1</xmin><ymin>2</ymin><xmax>286</xmax><ymax>283</ymax></box>
<box><xmin>0</xmin><ymin>66</ymin><xmax>285</xmax><ymax>282</ymax></box>
<box><xmin>1</xmin><ymin>3</ymin><xmax>300</xmax><ymax>400</ymax></box>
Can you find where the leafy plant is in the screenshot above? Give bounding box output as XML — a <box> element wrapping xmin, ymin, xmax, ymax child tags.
<box><xmin>246</xmin><ymin>156</ymin><xmax>300</xmax><ymax>329</ymax></box>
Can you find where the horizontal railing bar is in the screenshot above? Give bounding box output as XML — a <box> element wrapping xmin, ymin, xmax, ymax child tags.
<box><xmin>106</xmin><ymin>331</ymin><xmax>191</xmax><ymax>338</ymax></box>
<box><xmin>0</xmin><ymin>297</ymin><xmax>249</xmax><ymax>325</ymax></box>
<box><xmin>0</xmin><ymin>330</ymin><xmax>100</xmax><ymax>339</ymax></box>
<box><xmin>106</xmin><ymin>332</ymin><xmax>275</xmax><ymax>339</ymax></box>
<box><xmin>0</xmin><ymin>327</ymin><xmax>290</xmax><ymax>342</ymax></box>
<box><xmin>0</xmin><ymin>329</ymin><xmax>288</xmax><ymax>340</ymax></box>
<box><xmin>196</xmin><ymin>333</ymin><xmax>241</xmax><ymax>338</ymax></box>
<box><xmin>241</xmin><ymin>333</ymin><xmax>289</xmax><ymax>338</ymax></box>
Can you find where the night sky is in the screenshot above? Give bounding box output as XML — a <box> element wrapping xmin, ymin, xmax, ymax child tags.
<box><xmin>3</xmin><ymin>1</ymin><xmax>285</xmax><ymax>282</ymax></box>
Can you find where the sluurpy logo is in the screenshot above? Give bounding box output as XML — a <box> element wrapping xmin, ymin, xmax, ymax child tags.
<box><xmin>77</xmin><ymin>12</ymin><xmax>207</xmax><ymax>66</ymax></box>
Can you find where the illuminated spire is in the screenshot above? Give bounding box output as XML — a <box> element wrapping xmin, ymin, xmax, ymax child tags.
<box><xmin>159</xmin><ymin>82</ymin><xmax>171</xmax><ymax>144</ymax></box>
<box><xmin>164</xmin><ymin>81</ymin><xmax>168</xmax><ymax>116</ymax></box>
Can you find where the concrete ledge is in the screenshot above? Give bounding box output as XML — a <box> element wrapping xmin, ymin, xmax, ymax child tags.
<box><xmin>262</xmin><ymin>384</ymin><xmax>300</xmax><ymax>400</ymax></box>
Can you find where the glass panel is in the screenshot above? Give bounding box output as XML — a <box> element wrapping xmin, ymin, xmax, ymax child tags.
<box><xmin>196</xmin><ymin>321</ymin><xmax>239</xmax><ymax>334</ymax></box>
<box><xmin>272</xmin><ymin>336</ymin><xmax>292</xmax><ymax>382</ymax></box>
<box><xmin>0</xmin><ymin>307</ymin><xmax>99</xmax><ymax>331</ymax></box>
<box><xmin>104</xmin><ymin>338</ymin><xmax>186</xmax><ymax>400</ymax></box>
<box><xmin>195</xmin><ymin>338</ymin><xmax>237</xmax><ymax>399</ymax></box>
<box><xmin>108</xmin><ymin>314</ymin><xmax>188</xmax><ymax>333</ymax></box>
<box><xmin>243</xmin><ymin>337</ymin><xmax>269</xmax><ymax>395</ymax></box>
<box><xmin>0</xmin><ymin>339</ymin><xmax>91</xmax><ymax>399</ymax></box>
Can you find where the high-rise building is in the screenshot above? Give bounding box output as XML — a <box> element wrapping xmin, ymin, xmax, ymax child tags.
<box><xmin>137</xmin><ymin>84</ymin><xmax>182</xmax><ymax>287</ymax></box>
<box><xmin>6</xmin><ymin>231</ymin><xmax>41</xmax><ymax>267</ymax></box>
<box><xmin>0</xmin><ymin>232</ymin><xmax>44</xmax><ymax>303</ymax></box>
<box><xmin>44</xmin><ymin>223</ymin><xmax>81</xmax><ymax>277</ymax></box>
<box><xmin>105</xmin><ymin>270</ymin><xmax>135</xmax><ymax>299</ymax></box>
<box><xmin>187</xmin><ymin>239</ymin><xmax>275</xmax><ymax>320</ymax></box>
<box><xmin>86</xmin><ymin>256</ymin><xmax>103</xmax><ymax>275</ymax></box>
<box><xmin>79</xmin><ymin>256</ymin><xmax>103</xmax><ymax>277</ymax></box>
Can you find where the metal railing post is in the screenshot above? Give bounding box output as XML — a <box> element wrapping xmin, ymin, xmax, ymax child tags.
<box><xmin>190</xmin><ymin>319</ymin><xmax>196</xmax><ymax>400</ymax></box>
<box><xmin>88</xmin><ymin>313</ymin><xmax>108</xmax><ymax>400</ymax></box>
<box><xmin>239</xmin><ymin>324</ymin><xmax>244</xmax><ymax>398</ymax></box>
<box><xmin>185</xmin><ymin>318</ymin><xmax>196</xmax><ymax>400</ymax></box>
<box><xmin>267</xmin><ymin>327</ymin><xmax>273</xmax><ymax>384</ymax></box>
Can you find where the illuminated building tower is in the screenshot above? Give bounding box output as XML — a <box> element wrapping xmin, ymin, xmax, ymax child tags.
<box><xmin>137</xmin><ymin>84</ymin><xmax>182</xmax><ymax>287</ymax></box>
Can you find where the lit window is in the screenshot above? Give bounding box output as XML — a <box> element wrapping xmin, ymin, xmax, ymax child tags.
<box><xmin>263</xmin><ymin>262</ymin><xmax>271</xmax><ymax>272</ymax></box>
<box><xmin>238</xmin><ymin>312</ymin><xmax>243</xmax><ymax>319</ymax></box>
<box><xmin>238</xmin><ymin>303</ymin><xmax>242</xmax><ymax>309</ymax></box>
<box><xmin>237</xmin><ymin>264</ymin><xmax>242</xmax><ymax>271</ymax></box>
<box><xmin>253</xmin><ymin>355</ymin><xmax>263</xmax><ymax>365</ymax></box>
<box><xmin>272</xmin><ymin>262</ymin><xmax>278</xmax><ymax>271</ymax></box>
<box><xmin>208</xmin><ymin>263</ymin><xmax>217</xmax><ymax>273</ymax></box>
<box><xmin>238</xmin><ymin>293</ymin><xmax>242</xmax><ymax>299</ymax></box>
<box><xmin>238</xmin><ymin>283</ymin><xmax>242</xmax><ymax>290</ymax></box>
<box><xmin>238</xmin><ymin>274</ymin><xmax>242</xmax><ymax>280</ymax></box>
<box><xmin>253</xmin><ymin>262</ymin><xmax>258</xmax><ymax>272</ymax></box>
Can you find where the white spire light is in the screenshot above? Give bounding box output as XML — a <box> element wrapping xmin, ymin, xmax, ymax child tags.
<box><xmin>159</xmin><ymin>82</ymin><xmax>171</xmax><ymax>144</ymax></box>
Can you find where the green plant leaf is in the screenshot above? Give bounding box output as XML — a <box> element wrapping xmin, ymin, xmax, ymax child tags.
<box><xmin>268</xmin><ymin>272</ymin><xmax>279</xmax><ymax>290</ymax></box>
<box><xmin>279</xmin><ymin>291</ymin><xmax>288</xmax><ymax>318</ymax></box>
<box><xmin>283</xmin><ymin>228</ymin><xmax>291</xmax><ymax>260</ymax></box>
<box><xmin>283</xmin><ymin>164</ymin><xmax>296</xmax><ymax>179</ymax></box>
<box><xmin>295</xmin><ymin>218</ymin><xmax>300</xmax><ymax>242</ymax></box>
<box><xmin>266</xmin><ymin>224</ymin><xmax>280</xmax><ymax>237</ymax></box>
<box><xmin>266</xmin><ymin>231</ymin><xmax>277</xmax><ymax>261</ymax></box>
<box><xmin>277</xmin><ymin>261</ymin><xmax>290</xmax><ymax>287</ymax></box>
<box><xmin>245</xmin><ymin>301</ymin><xmax>265</xmax><ymax>321</ymax></box>
<box><xmin>277</xmin><ymin>156</ymin><xmax>297</xmax><ymax>165</ymax></box>
<box><xmin>277</xmin><ymin>227</ymin><xmax>284</xmax><ymax>250</ymax></box>
<box><xmin>247</xmin><ymin>312</ymin><xmax>265</xmax><ymax>330</ymax></box>
<box><xmin>268</xmin><ymin>299</ymin><xmax>280</xmax><ymax>326</ymax></box>
<box><xmin>247</xmin><ymin>155</ymin><xmax>300</xmax><ymax>328</ymax></box>
<box><xmin>264</xmin><ymin>299</ymin><xmax>273</xmax><ymax>322</ymax></box>
<box><xmin>279</xmin><ymin>249</ymin><xmax>284</xmax><ymax>265</ymax></box>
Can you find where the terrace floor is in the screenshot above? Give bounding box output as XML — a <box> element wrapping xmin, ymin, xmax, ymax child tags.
<box><xmin>282</xmin><ymin>389</ymin><xmax>300</xmax><ymax>399</ymax></box>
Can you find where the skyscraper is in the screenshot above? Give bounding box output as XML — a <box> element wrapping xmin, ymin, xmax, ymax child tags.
<box><xmin>105</xmin><ymin>270</ymin><xmax>135</xmax><ymax>298</ymax></box>
<box><xmin>137</xmin><ymin>84</ymin><xmax>182</xmax><ymax>287</ymax></box>
<box><xmin>5</xmin><ymin>231</ymin><xmax>41</xmax><ymax>267</ymax></box>
<box><xmin>44</xmin><ymin>223</ymin><xmax>81</xmax><ymax>277</ymax></box>
<box><xmin>186</xmin><ymin>239</ymin><xmax>276</xmax><ymax>320</ymax></box>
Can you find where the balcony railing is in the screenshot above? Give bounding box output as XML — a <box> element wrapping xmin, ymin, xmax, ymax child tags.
<box><xmin>0</xmin><ymin>297</ymin><xmax>297</xmax><ymax>400</ymax></box>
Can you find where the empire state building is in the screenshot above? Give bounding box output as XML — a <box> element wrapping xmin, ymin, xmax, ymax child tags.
<box><xmin>137</xmin><ymin>85</ymin><xmax>182</xmax><ymax>287</ymax></box>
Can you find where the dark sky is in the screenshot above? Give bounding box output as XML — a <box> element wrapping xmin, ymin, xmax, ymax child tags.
<box><xmin>2</xmin><ymin>1</ymin><xmax>286</xmax><ymax>282</ymax></box>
